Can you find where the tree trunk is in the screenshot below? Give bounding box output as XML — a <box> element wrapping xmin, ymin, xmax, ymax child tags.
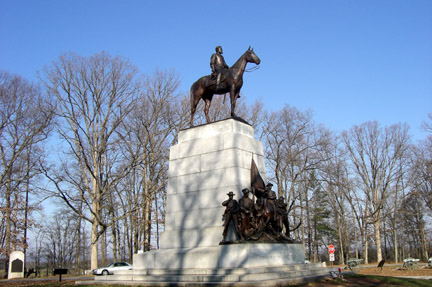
<box><xmin>23</xmin><ymin>156</ymin><xmax>30</xmax><ymax>267</ymax></box>
<box><xmin>101</xmin><ymin>229</ymin><xmax>106</xmax><ymax>266</ymax></box>
<box><xmin>313</xmin><ymin>221</ymin><xmax>318</xmax><ymax>263</ymax></box>
<box><xmin>305</xmin><ymin>191</ymin><xmax>312</xmax><ymax>261</ymax></box>
<box><xmin>112</xmin><ymin>220</ymin><xmax>118</xmax><ymax>262</ymax></box>
<box><xmin>419</xmin><ymin>219</ymin><xmax>429</xmax><ymax>260</ymax></box>
<box><xmin>5</xmin><ymin>173</ymin><xmax>12</xmax><ymax>258</ymax></box>
<box><xmin>91</xmin><ymin>219</ymin><xmax>99</xmax><ymax>270</ymax></box>
<box><xmin>336</xmin><ymin>215</ymin><xmax>344</xmax><ymax>265</ymax></box>
<box><xmin>76</xmin><ymin>217</ymin><xmax>82</xmax><ymax>274</ymax></box>
<box><xmin>342</xmin><ymin>213</ymin><xmax>349</xmax><ymax>265</ymax></box>
<box><xmin>155</xmin><ymin>193</ymin><xmax>160</xmax><ymax>249</ymax></box>
<box><xmin>361</xmin><ymin>225</ymin><xmax>368</xmax><ymax>264</ymax></box>
<box><xmin>354</xmin><ymin>216</ymin><xmax>358</xmax><ymax>260</ymax></box>
<box><xmin>374</xmin><ymin>219</ymin><xmax>383</xmax><ymax>263</ymax></box>
<box><xmin>363</xmin><ymin>230</ymin><xmax>369</xmax><ymax>264</ymax></box>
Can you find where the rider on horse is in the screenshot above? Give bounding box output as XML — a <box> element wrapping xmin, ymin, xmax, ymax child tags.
<box><xmin>210</xmin><ymin>46</ymin><xmax>229</xmax><ymax>89</ymax></box>
<box><xmin>190</xmin><ymin>46</ymin><xmax>260</xmax><ymax>126</ymax></box>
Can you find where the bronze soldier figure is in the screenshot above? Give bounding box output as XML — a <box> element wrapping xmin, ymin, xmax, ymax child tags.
<box><xmin>265</xmin><ymin>183</ymin><xmax>277</xmax><ymax>213</ymax></box>
<box><xmin>276</xmin><ymin>196</ymin><xmax>291</xmax><ymax>239</ymax></box>
<box><xmin>210</xmin><ymin>46</ymin><xmax>229</xmax><ymax>89</ymax></box>
<box><xmin>221</xmin><ymin>191</ymin><xmax>243</xmax><ymax>242</ymax></box>
<box><xmin>239</xmin><ymin>188</ymin><xmax>256</xmax><ymax>238</ymax></box>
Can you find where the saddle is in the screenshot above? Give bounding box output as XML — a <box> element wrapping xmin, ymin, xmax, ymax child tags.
<box><xmin>208</xmin><ymin>71</ymin><xmax>241</xmax><ymax>98</ymax></box>
<box><xmin>210</xmin><ymin>72</ymin><xmax>226</xmax><ymax>83</ymax></box>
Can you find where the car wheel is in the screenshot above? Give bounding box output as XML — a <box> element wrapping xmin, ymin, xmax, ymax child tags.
<box><xmin>102</xmin><ymin>270</ymin><xmax>109</xmax><ymax>275</ymax></box>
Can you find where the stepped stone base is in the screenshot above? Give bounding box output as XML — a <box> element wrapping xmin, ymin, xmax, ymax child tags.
<box><xmin>83</xmin><ymin>243</ymin><xmax>336</xmax><ymax>286</ymax></box>
<box><xmin>88</xmin><ymin>263</ymin><xmax>334</xmax><ymax>286</ymax></box>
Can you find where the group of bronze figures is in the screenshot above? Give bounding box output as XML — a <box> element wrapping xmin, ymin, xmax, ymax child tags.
<box><xmin>221</xmin><ymin>183</ymin><xmax>299</xmax><ymax>244</ymax></box>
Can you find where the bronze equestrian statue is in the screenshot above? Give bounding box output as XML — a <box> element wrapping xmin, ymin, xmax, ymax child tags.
<box><xmin>190</xmin><ymin>47</ymin><xmax>260</xmax><ymax>127</ymax></box>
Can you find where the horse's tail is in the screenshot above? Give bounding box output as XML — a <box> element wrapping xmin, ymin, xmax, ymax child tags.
<box><xmin>190</xmin><ymin>82</ymin><xmax>195</xmax><ymax>110</ymax></box>
<box><xmin>189</xmin><ymin>81</ymin><xmax>198</xmax><ymax>127</ymax></box>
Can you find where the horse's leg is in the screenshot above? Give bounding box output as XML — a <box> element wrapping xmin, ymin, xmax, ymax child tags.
<box><xmin>229</xmin><ymin>89</ymin><xmax>237</xmax><ymax>118</ymax></box>
<box><xmin>204</xmin><ymin>98</ymin><xmax>211</xmax><ymax>123</ymax></box>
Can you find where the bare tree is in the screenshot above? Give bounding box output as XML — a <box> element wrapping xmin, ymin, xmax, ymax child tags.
<box><xmin>40</xmin><ymin>52</ymin><xmax>139</xmax><ymax>269</ymax></box>
<box><xmin>320</xmin><ymin>136</ymin><xmax>352</xmax><ymax>264</ymax></box>
<box><xmin>421</xmin><ymin>113</ymin><xmax>432</xmax><ymax>134</ymax></box>
<box><xmin>399</xmin><ymin>192</ymin><xmax>429</xmax><ymax>260</ymax></box>
<box><xmin>261</xmin><ymin>105</ymin><xmax>331</xmax><ymax>244</ymax></box>
<box><xmin>302</xmin><ymin>170</ymin><xmax>335</xmax><ymax>263</ymax></box>
<box><xmin>410</xmin><ymin>144</ymin><xmax>432</xmax><ymax>212</ymax></box>
<box><xmin>341</xmin><ymin>121</ymin><xmax>410</xmax><ymax>263</ymax></box>
<box><xmin>263</xmin><ymin>106</ymin><xmax>330</xmax><ymax>199</ymax></box>
<box><xmin>411</xmin><ymin>113</ymin><xmax>432</xmax><ymax>212</ymax></box>
<box><xmin>115</xmin><ymin>69</ymin><xmax>183</xmax><ymax>255</ymax></box>
<box><xmin>39</xmin><ymin>208</ymin><xmax>84</xmax><ymax>270</ymax></box>
<box><xmin>383</xmin><ymin>158</ymin><xmax>408</xmax><ymax>264</ymax></box>
<box><xmin>0</xmin><ymin>71</ymin><xmax>54</xmax><ymax>260</ymax></box>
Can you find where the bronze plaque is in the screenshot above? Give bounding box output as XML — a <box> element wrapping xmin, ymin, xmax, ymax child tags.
<box><xmin>11</xmin><ymin>259</ymin><xmax>23</xmax><ymax>273</ymax></box>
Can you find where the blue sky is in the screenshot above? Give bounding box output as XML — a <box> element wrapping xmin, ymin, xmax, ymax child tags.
<box><xmin>1</xmin><ymin>0</ymin><xmax>431</xmax><ymax>140</ymax></box>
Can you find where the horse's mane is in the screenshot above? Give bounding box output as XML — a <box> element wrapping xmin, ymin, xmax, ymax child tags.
<box><xmin>229</xmin><ymin>50</ymin><xmax>248</xmax><ymax>72</ymax></box>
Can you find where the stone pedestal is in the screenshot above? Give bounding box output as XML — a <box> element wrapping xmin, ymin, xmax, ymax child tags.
<box><xmin>161</xmin><ymin>118</ymin><xmax>266</xmax><ymax>250</ymax></box>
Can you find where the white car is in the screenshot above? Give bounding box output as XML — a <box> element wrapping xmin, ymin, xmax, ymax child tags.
<box><xmin>92</xmin><ymin>262</ymin><xmax>133</xmax><ymax>275</ymax></box>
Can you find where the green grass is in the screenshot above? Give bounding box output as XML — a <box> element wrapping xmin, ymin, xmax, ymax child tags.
<box><xmin>341</xmin><ymin>274</ymin><xmax>432</xmax><ymax>287</ymax></box>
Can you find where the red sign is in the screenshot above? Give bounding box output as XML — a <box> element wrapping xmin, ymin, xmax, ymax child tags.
<box><xmin>328</xmin><ymin>245</ymin><xmax>335</xmax><ymax>254</ymax></box>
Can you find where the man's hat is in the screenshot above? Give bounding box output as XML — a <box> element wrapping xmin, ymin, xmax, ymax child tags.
<box><xmin>266</xmin><ymin>182</ymin><xmax>273</xmax><ymax>187</ymax></box>
<box><xmin>242</xmin><ymin>188</ymin><xmax>250</xmax><ymax>193</ymax></box>
<box><xmin>227</xmin><ymin>191</ymin><xmax>235</xmax><ymax>196</ymax></box>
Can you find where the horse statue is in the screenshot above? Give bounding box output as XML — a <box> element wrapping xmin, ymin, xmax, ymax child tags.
<box><xmin>190</xmin><ymin>47</ymin><xmax>260</xmax><ymax>127</ymax></box>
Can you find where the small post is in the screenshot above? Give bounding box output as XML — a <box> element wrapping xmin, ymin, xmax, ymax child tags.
<box><xmin>53</xmin><ymin>268</ymin><xmax>68</xmax><ymax>282</ymax></box>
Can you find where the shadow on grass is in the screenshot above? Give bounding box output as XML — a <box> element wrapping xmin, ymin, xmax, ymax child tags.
<box><xmin>301</xmin><ymin>274</ymin><xmax>432</xmax><ymax>287</ymax></box>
